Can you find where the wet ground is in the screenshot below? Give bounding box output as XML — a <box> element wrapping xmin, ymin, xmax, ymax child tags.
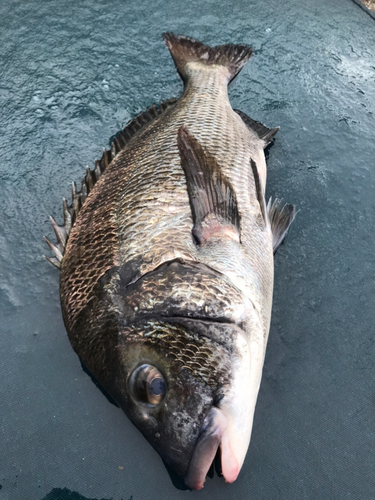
<box><xmin>1</xmin><ymin>0</ymin><xmax>374</xmax><ymax>499</ymax></box>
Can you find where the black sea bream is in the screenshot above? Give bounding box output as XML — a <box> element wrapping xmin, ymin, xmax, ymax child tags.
<box><xmin>46</xmin><ymin>33</ymin><xmax>296</xmax><ymax>490</ymax></box>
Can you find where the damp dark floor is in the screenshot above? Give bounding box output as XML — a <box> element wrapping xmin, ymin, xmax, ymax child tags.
<box><xmin>1</xmin><ymin>0</ymin><xmax>374</xmax><ymax>499</ymax></box>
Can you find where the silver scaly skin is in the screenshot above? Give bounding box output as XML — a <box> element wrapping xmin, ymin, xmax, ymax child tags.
<box><xmin>46</xmin><ymin>33</ymin><xmax>295</xmax><ymax>490</ymax></box>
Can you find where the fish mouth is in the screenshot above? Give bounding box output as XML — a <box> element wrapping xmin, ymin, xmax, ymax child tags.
<box><xmin>184</xmin><ymin>407</ymin><xmax>239</xmax><ymax>490</ymax></box>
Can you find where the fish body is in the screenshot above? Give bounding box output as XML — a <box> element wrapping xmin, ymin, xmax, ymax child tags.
<box><xmin>46</xmin><ymin>33</ymin><xmax>295</xmax><ymax>490</ymax></box>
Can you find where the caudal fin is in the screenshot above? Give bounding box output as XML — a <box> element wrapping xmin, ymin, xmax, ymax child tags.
<box><xmin>163</xmin><ymin>33</ymin><xmax>253</xmax><ymax>82</ymax></box>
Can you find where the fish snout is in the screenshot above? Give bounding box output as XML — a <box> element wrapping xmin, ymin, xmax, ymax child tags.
<box><xmin>184</xmin><ymin>407</ymin><xmax>240</xmax><ymax>490</ymax></box>
<box><xmin>184</xmin><ymin>324</ymin><xmax>259</xmax><ymax>490</ymax></box>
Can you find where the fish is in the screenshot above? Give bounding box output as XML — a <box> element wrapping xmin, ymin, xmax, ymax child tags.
<box><xmin>45</xmin><ymin>33</ymin><xmax>296</xmax><ymax>490</ymax></box>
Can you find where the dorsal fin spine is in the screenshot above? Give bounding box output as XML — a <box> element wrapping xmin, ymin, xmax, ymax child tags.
<box><xmin>45</xmin><ymin>98</ymin><xmax>178</xmax><ymax>269</ymax></box>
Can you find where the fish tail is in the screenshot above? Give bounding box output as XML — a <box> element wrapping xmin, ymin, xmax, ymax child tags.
<box><xmin>163</xmin><ymin>33</ymin><xmax>253</xmax><ymax>82</ymax></box>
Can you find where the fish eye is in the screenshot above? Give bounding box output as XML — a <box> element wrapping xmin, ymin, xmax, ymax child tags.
<box><xmin>129</xmin><ymin>364</ymin><xmax>167</xmax><ymax>406</ymax></box>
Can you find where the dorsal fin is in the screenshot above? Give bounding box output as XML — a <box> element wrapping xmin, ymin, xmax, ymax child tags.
<box><xmin>177</xmin><ymin>126</ymin><xmax>240</xmax><ymax>245</ymax></box>
<box><xmin>45</xmin><ymin>98</ymin><xmax>178</xmax><ymax>269</ymax></box>
<box><xmin>117</xmin><ymin>98</ymin><xmax>178</xmax><ymax>145</ymax></box>
<box><xmin>267</xmin><ymin>198</ymin><xmax>296</xmax><ymax>253</ymax></box>
<box><xmin>235</xmin><ymin>109</ymin><xmax>279</xmax><ymax>148</ymax></box>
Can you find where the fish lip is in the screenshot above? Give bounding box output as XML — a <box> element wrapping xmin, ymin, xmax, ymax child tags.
<box><xmin>184</xmin><ymin>407</ymin><xmax>224</xmax><ymax>490</ymax></box>
<box><xmin>184</xmin><ymin>406</ymin><xmax>239</xmax><ymax>490</ymax></box>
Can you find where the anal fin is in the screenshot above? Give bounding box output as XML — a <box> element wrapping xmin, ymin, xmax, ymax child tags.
<box><xmin>268</xmin><ymin>198</ymin><xmax>296</xmax><ymax>253</ymax></box>
<box><xmin>177</xmin><ymin>126</ymin><xmax>240</xmax><ymax>245</ymax></box>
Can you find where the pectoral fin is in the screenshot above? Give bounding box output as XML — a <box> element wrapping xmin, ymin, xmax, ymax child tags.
<box><xmin>268</xmin><ymin>198</ymin><xmax>296</xmax><ymax>253</ymax></box>
<box><xmin>177</xmin><ymin>126</ymin><xmax>241</xmax><ymax>245</ymax></box>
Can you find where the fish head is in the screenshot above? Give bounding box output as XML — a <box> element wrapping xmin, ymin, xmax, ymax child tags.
<box><xmin>110</xmin><ymin>311</ymin><xmax>264</xmax><ymax>490</ymax></box>
<box><xmin>111</xmin><ymin>319</ymin><xmax>225</xmax><ymax>483</ymax></box>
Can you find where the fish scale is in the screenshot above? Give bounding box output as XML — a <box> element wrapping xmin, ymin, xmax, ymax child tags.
<box><xmin>47</xmin><ymin>33</ymin><xmax>296</xmax><ymax>490</ymax></box>
<box><xmin>111</xmin><ymin>84</ymin><xmax>273</xmax><ymax>331</ymax></box>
